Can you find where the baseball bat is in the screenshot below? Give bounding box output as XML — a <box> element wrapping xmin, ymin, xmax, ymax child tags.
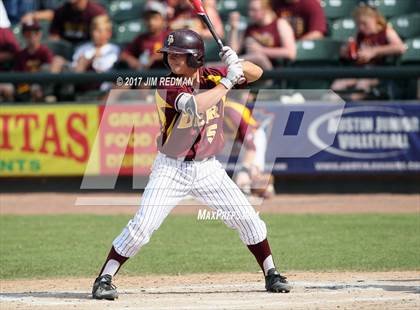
<box><xmin>188</xmin><ymin>0</ymin><xmax>246</xmax><ymax>84</ymax></box>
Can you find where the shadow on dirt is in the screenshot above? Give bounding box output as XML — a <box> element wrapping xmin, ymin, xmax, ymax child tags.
<box><xmin>0</xmin><ymin>292</ymin><xmax>91</xmax><ymax>300</ymax></box>
<box><xmin>305</xmin><ymin>284</ymin><xmax>420</xmax><ymax>294</ymax></box>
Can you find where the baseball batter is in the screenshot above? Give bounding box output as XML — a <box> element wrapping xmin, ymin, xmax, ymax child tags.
<box><xmin>92</xmin><ymin>29</ymin><xmax>291</xmax><ymax>300</ymax></box>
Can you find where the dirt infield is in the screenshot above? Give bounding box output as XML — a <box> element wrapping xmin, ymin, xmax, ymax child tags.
<box><xmin>1</xmin><ymin>272</ymin><xmax>419</xmax><ymax>310</ymax></box>
<box><xmin>1</xmin><ymin>193</ymin><xmax>419</xmax><ymax>309</ymax></box>
<box><xmin>1</xmin><ymin>193</ymin><xmax>419</xmax><ymax>215</ymax></box>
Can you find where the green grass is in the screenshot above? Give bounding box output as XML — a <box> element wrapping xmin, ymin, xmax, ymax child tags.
<box><xmin>0</xmin><ymin>214</ymin><xmax>419</xmax><ymax>279</ymax></box>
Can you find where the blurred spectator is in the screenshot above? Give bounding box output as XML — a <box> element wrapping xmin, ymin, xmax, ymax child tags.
<box><xmin>13</xmin><ymin>21</ymin><xmax>56</xmax><ymax>101</ymax></box>
<box><xmin>167</xmin><ymin>0</ymin><xmax>224</xmax><ymax>39</ymax></box>
<box><xmin>49</xmin><ymin>0</ymin><xmax>107</xmax><ymax>45</ymax></box>
<box><xmin>332</xmin><ymin>4</ymin><xmax>406</xmax><ymax>100</ymax></box>
<box><xmin>0</xmin><ymin>1</ymin><xmax>19</xmax><ymax>101</ymax></box>
<box><xmin>229</xmin><ymin>0</ymin><xmax>296</xmax><ymax>70</ymax></box>
<box><xmin>224</xmin><ymin>99</ymin><xmax>274</xmax><ymax>198</ymax></box>
<box><xmin>72</xmin><ymin>15</ymin><xmax>119</xmax><ymax>91</ymax></box>
<box><xmin>167</xmin><ymin>0</ymin><xmax>201</xmax><ymax>34</ymax></box>
<box><xmin>270</xmin><ymin>0</ymin><xmax>326</xmax><ymax>40</ymax></box>
<box><xmin>119</xmin><ymin>1</ymin><xmax>169</xmax><ymax>70</ymax></box>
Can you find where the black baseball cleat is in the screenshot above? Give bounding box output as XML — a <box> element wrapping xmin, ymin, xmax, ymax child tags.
<box><xmin>265</xmin><ymin>268</ymin><xmax>291</xmax><ymax>293</ymax></box>
<box><xmin>92</xmin><ymin>274</ymin><xmax>118</xmax><ymax>300</ymax></box>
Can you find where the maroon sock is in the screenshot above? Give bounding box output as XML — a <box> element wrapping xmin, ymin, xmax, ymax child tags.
<box><xmin>247</xmin><ymin>238</ymin><xmax>272</xmax><ymax>272</ymax></box>
<box><xmin>98</xmin><ymin>246</ymin><xmax>129</xmax><ymax>277</ymax></box>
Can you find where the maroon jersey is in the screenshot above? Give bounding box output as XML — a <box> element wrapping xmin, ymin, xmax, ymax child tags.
<box><xmin>271</xmin><ymin>0</ymin><xmax>326</xmax><ymax>39</ymax></box>
<box><xmin>14</xmin><ymin>45</ymin><xmax>53</xmax><ymax>72</ymax></box>
<box><xmin>356</xmin><ymin>27</ymin><xmax>389</xmax><ymax>65</ymax></box>
<box><xmin>49</xmin><ymin>1</ymin><xmax>106</xmax><ymax>44</ymax></box>
<box><xmin>155</xmin><ymin>67</ymin><xmax>228</xmax><ymax>159</ymax></box>
<box><xmin>0</xmin><ymin>28</ymin><xmax>20</xmax><ymax>53</ymax></box>
<box><xmin>123</xmin><ymin>31</ymin><xmax>169</xmax><ymax>68</ymax></box>
<box><xmin>0</xmin><ymin>28</ymin><xmax>20</xmax><ymax>71</ymax></box>
<box><xmin>245</xmin><ymin>19</ymin><xmax>283</xmax><ymax>49</ymax></box>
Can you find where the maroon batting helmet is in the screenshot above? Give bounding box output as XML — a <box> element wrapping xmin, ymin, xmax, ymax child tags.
<box><xmin>158</xmin><ymin>29</ymin><xmax>205</xmax><ymax>69</ymax></box>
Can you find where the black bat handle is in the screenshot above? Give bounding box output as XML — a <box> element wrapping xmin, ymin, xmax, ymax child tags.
<box><xmin>201</xmin><ymin>14</ymin><xmax>224</xmax><ymax>50</ymax></box>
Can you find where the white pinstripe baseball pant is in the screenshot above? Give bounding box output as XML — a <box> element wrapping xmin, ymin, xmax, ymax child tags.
<box><xmin>113</xmin><ymin>152</ymin><xmax>267</xmax><ymax>258</ymax></box>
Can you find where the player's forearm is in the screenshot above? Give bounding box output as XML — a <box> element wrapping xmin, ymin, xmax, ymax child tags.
<box><xmin>195</xmin><ymin>84</ymin><xmax>229</xmax><ymax>113</ymax></box>
<box><xmin>242</xmin><ymin>61</ymin><xmax>263</xmax><ymax>83</ymax></box>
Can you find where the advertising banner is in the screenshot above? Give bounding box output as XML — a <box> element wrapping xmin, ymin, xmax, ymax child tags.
<box><xmin>97</xmin><ymin>104</ymin><xmax>160</xmax><ymax>176</ymax></box>
<box><xmin>0</xmin><ymin>105</ymin><xmax>99</xmax><ymax>176</ymax></box>
<box><xmin>1</xmin><ymin>102</ymin><xmax>419</xmax><ymax>176</ymax></box>
<box><xmin>263</xmin><ymin>102</ymin><xmax>420</xmax><ymax>174</ymax></box>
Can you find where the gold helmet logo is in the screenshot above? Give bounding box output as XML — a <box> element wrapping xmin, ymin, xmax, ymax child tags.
<box><xmin>167</xmin><ymin>35</ymin><xmax>174</xmax><ymax>46</ymax></box>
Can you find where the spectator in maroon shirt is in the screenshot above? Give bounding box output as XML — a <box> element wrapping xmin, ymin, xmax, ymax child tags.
<box><xmin>14</xmin><ymin>21</ymin><xmax>55</xmax><ymax>101</ymax></box>
<box><xmin>0</xmin><ymin>28</ymin><xmax>20</xmax><ymax>102</ymax></box>
<box><xmin>229</xmin><ymin>0</ymin><xmax>296</xmax><ymax>70</ymax></box>
<box><xmin>332</xmin><ymin>5</ymin><xmax>406</xmax><ymax>100</ymax></box>
<box><xmin>0</xmin><ymin>1</ymin><xmax>20</xmax><ymax>101</ymax></box>
<box><xmin>270</xmin><ymin>0</ymin><xmax>326</xmax><ymax>40</ymax></box>
<box><xmin>49</xmin><ymin>0</ymin><xmax>107</xmax><ymax>45</ymax></box>
<box><xmin>120</xmin><ymin>1</ymin><xmax>169</xmax><ymax>70</ymax></box>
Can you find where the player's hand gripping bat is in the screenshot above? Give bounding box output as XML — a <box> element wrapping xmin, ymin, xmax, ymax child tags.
<box><xmin>188</xmin><ymin>0</ymin><xmax>246</xmax><ymax>84</ymax></box>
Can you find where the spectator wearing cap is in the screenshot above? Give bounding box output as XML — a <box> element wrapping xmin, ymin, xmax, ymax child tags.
<box><xmin>13</xmin><ymin>21</ymin><xmax>56</xmax><ymax>101</ymax></box>
<box><xmin>49</xmin><ymin>0</ymin><xmax>107</xmax><ymax>45</ymax></box>
<box><xmin>167</xmin><ymin>0</ymin><xmax>224</xmax><ymax>40</ymax></box>
<box><xmin>120</xmin><ymin>1</ymin><xmax>169</xmax><ymax>70</ymax></box>
<box><xmin>72</xmin><ymin>15</ymin><xmax>120</xmax><ymax>91</ymax></box>
<box><xmin>229</xmin><ymin>0</ymin><xmax>296</xmax><ymax>70</ymax></box>
<box><xmin>331</xmin><ymin>4</ymin><xmax>406</xmax><ymax>100</ymax></box>
<box><xmin>270</xmin><ymin>0</ymin><xmax>326</xmax><ymax>40</ymax></box>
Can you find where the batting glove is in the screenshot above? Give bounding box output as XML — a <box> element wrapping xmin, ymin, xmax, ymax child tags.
<box><xmin>219</xmin><ymin>46</ymin><xmax>241</xmax><ymax>66</ymax></box>
<box><xmin>220</xmin><ymin>62</ymin><xmax>244</xmax><ymax>89</ymax></box>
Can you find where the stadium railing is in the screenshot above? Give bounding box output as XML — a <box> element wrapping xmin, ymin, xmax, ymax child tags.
<box><xmin>1</xmin><ymin>66</ymin><xmax>419</xmax><ymax>84</ymax></box>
